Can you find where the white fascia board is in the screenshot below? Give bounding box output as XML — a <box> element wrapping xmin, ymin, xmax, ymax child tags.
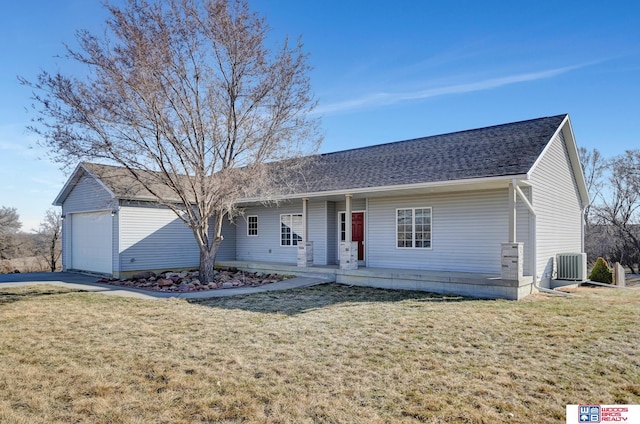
<box><xmin>239</xmin><ymin>174</ymin><xmax>529</xmax><ymax>203</ymax></box>
<box><xmin>527</xmin><ymin>115</ymin><xmax>568</xmax><ymax>177</ymax></box>
<box><xmin>52</xmin><ymin>163</ymin><xmax>117</xmax><ymax>206</ymax></box>
<box><xmin>561</xmin><ymin>116</ymin><xmax>590</xmax><ymax>207</ymax></box>
<box><xmin>80</xmin><ymin>163</ymin><xmax>117</xmax><ymax>200</ymax></box>
<box><xmin>53</xmin><ymin>163</ymin><xmax>84</xmax><ymax>206</ymax></box>
<box><xmin>526</xmin><ymin>114</ymin><xmax>590</xmax><ymax>208</ymax></box>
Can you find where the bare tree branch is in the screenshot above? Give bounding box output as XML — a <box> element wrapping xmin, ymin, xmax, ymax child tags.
<box><xmin>21</xmin><ymin>0</ymin><xmax>322</xmax><ymax>282</ymax></box>
<box><xmin>591</xmin><ymin>150</ymin><xmax>640</xmax><ymax>273</ymax></box>
<box><xmin>35</xmin><ymin>209</ymin><xmax>62</xmax><ymax>272</ymax></box>
<box><xmin>0</xmin><ymin>206</ymin><xmax>23</xmax><ymax>261</ymax></box>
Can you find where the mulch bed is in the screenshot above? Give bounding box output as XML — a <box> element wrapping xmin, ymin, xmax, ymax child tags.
<box><xmin>97</xmin><ymin>268</ymin><xmax>286</xmax><ymax>293</ymax></box>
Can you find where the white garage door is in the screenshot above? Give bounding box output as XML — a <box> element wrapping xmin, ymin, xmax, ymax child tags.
<box><xmin>70</xmin><ymin>211</ymin><xmax>113</xmax><ymax>274</ymax></box>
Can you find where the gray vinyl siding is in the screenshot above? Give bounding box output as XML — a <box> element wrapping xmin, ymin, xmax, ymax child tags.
<box><xmin>215</xmin><ymin>219</ymin><xmax>237</xmax><ymax>261</ymax></box>
<box><xmin>530</xmin><ymin>130</ymin><xmax>583</xmax><ymax>285</ymax></box>
<box><xmin>61</xmin><ymin>217</ymin><xmax>68</xmax><ymax>270</ymax></box>
<box><xmin>334</xmin><ymin>198</ymin><xmax>367</xmax><ymax>264</ymax></box>
<box><xmin>61</xmin><ymin>173</ymin><xmax>117</xmax><ymax>272</ymax></box>
<box><xmin>118</xmin><ymin>204</ymin><xmax>200</xmax><ymax>271</ymax></box>
<box><xmin>335</xmin><ymin>198</ymin><xmax>366</xmax><ymax>213</ymax></box>
<box><xmin>112</xmin><ymin>212</ymin><xmax>119</xmax><ymax>274</ymax></box>
<box><xmin>367</xmin><ymin>189</ymin><xmax>530</xmax><ymax>274</ymax></box>
<box><xmin>62</xmin><ymin>173</ymin><xmax>116</xmax><ymax>213</ymax></box>
<box><xmin>235</xmin><ymin>200</ymin><xmax>329</xmax><ymax>265</ymax></box>
<box><xmin>326</xmin><ymin>201</ymin><xmax>337</xmax><ymax>265</ymax></box>
<box><xmin>517</xmin><ymin>186</ymin><xmax>532</xmax><ymax>275</ymax></box>
<box><xmin>236</xmin><ymin>202</ymin><xmax>302</xmax><ymax>264</ymax></box>
<box><xmin>308</xmin><ymin>201</ymin><xmax>328</xmax><ymax>265</ymax></box>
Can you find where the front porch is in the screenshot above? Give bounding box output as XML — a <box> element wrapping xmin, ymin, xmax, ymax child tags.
<box><xmin>215</xmin><ymin>260</ymin><xmax>535</xmax><ymax>300</ymax></box>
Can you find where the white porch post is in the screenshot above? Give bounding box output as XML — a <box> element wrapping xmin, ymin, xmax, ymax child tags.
<box><xmin>297</xmin><ymin>198</ymin><xmax>313</xmax><ymax>267</ymax></box>
<box><xmin>502</xmin><ymin>179</ymin><xmax>523</xmax><ymax>282</ymax></box>
<box><xmin>345</xmin><ymin>194</ymin><xmax>352</xmax><ymax>243</ymax></box>
<box><xmin>340</xmin><ymin>194</ymin><xmax>357</xmax><ymax>269</ymax></box>
<box><xmin>302</xmin><ymin>197</ymin><xmax>308</xmax><ymax>243</ymax></box>
<box><xmin>508</xmin><ymin>179</ymin><xmax>517</xmax><ymax>243</ymax></box>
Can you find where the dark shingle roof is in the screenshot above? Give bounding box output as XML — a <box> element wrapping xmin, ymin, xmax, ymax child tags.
<box><xmin>82</xmin><ymin>162</ymin><xmax>185</xmax><ymax>201</ymax></box>
<box><xmin>296</xmin><ymin>114</ymin><xmax>566</xmax><ymax>193</ymax></box>
<box><xmin>70</xmin><ymin>114</ymin><xmax>566</xmax><ymax>201</ymax></box>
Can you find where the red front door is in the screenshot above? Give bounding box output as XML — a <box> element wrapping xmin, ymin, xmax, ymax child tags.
<box><xmin>352</xmin><ymin>212</ymin><xmax>364</xmax><ymax>261</ymax></box>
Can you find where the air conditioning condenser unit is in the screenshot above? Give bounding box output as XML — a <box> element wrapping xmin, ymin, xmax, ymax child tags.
<box><xmin>556</xmin><ymin>253</ymin><xmax>587</xmax><ymax>281</ymax></box>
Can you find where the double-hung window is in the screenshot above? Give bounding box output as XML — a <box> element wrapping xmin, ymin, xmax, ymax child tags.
<box><xmin>247</xmin><ymin>215</ymin><xmax>258</xmax><ymax>236</ymax></box>
<box><xmin>396</xmin><ymin>207</ymin><xmax>431</xmax><ymax>248</ymax></box>
<box><xmin>280</xmin><ymin>213</ymin><xmax>303</xmax><ymax>246</ymax></box>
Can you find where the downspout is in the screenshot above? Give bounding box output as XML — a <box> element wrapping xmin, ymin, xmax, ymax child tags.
<box><xmin>581</xmin><ymin>205</ymin><xmax>587</xmax><ymax>254</ymax></box>
<box><xmin>514</xmin><ymin>182</ymin><xmax>572</xmax><ymax>297</ymax></box>
<box><xmin>530</xmin><ymin>213</ymin><xmax>572</xmax><ymax>297</ymax></box>
<box><xmin>583</xmin><ymin>281</ymin><xmax>632</xmax><ymax>290</ymax></box>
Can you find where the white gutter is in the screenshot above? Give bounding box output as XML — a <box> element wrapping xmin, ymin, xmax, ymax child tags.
<box><xmin>581</xmin><ymin>205</ymin><xmax>587</xmax><ymax>253</ymax></box>
<box><xmin>514</xmin><ymin>180</ymin><xmax>570</xmax><ymax>296</ymax></box>
<box><xmin>582</xmin><ymin>281</ymin><xmax>632</xmax><ymax>290</ymax></box>
<box><xmin>515</xmin><ymin>185</ymin><xmax>535</xmax><ymax>216</ymax></box>
<box><xmin>241</xmin><ymin>173</ymin><xmax>530</xmax><ymax>203</ymax></box>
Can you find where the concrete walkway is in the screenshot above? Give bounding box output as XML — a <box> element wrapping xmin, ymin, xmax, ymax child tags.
<box><xmin>0</xmin><ymin>272</ymin><xmax>330</xmax><ymax>300</ymax></box>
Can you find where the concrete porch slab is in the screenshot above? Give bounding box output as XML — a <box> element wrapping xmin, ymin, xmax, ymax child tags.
<box><xmin>215</xmin><ymin>260</ymin><xmax>536</xmax><ymax>300</ymax></box>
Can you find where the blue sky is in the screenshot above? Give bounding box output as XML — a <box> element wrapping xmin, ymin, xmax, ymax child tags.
<box><xmin>1</xmin><ymin>0</ymin><xmax>639</xmax><ymax>230</ymax></box>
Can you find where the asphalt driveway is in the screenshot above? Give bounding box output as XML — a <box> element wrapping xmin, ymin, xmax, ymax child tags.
<box><xmin>0</xmin><ymin>271</ymin><xmax>328</xmax><ymax>300</ymax></box>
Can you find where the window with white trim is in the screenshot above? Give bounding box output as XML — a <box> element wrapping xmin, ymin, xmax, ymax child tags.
<box><xmin>397</xmin><ymin>207</ymin><xmax>431</xmax><ymax>248</ymax></box>
<box><xmin>247</xmin><ymin>215</ymin><xmax>258</xmax><ymax>236</ymax></box>
<box><xmin>280</xmin><ymin>213</ymin><xmax>303</xmax><ymax>246</ymax></box>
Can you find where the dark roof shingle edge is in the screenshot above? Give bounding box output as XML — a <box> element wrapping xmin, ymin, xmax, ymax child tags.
<box><xmin>55</xmin><ymin>114</ymin><xmax>568</xmax><ymax>202</ymax></box>
<box><xmin>291</xmin><ymin>114</ymin><xmax>567</xmax><ymax>193</ymax></box>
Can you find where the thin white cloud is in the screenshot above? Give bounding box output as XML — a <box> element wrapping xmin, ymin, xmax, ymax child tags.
<box><xmin>0</xmin><ymin>140</ymin><xmax>26</xmax><ymax>151</ymax></box>
<box><xmin>315</xmin><ymin>63</ymin><xmax>588</xmax><ymax>115</ymax></box>
<box><xmin>31</xmin><ymin>176</ymin><xmax>65</xmax><ymax>190</ymax></box>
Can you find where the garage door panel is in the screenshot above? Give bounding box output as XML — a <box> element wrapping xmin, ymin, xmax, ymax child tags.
<box><xmin>70</xmin><ymin>211</ymin><xmax>112</xmax><ymax>274</ymax></box>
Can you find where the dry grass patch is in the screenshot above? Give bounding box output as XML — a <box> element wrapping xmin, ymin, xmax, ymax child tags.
<box><xmin>0</xmin><ymin>256</ymin><xmax>56</xmax><ymax>274</ymax></box>
<box><xmin>0</xmin><ymin>284</ymin><xmax>638</xmax><ymax>423</ymax></box>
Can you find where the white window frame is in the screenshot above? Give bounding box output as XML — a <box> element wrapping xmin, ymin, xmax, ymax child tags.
<box><xmin>280</xmin><ymin>213</ymin><xmax>303</xmax><ymax>247</ymax></box>
<box><xmin>338</xmin><ymin>210</ymin><xmax>366</xmax><ymax>242</ymax></box>
<box><xmin>247</xmin><ymin>215</ymin><xmax>258</xmax><ymax>236</ymax></box>
<box><xmin>396</xmin><ymin>207</ymin><xmax>432</xmax><ymax>249</ymax></box>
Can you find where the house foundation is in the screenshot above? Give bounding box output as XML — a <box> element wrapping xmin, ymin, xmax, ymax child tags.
<box><xmin>501</xmin><ymin>242</ymin><xmax>523</xmax><ymax>282</ymax></box>
<box><xmin>297</xmin><ymin>242</ymin><xmax>314</xmax><ymax>267</ymax></box>
<box><xmin>215</xmin><ymin>260</ymin><xmax>536</xmax><ymax>300</ymax></box>
<box><xmin>339</xmin><ymin>241</ymin><xmax>358</xmax><ymax>270</ymax></box>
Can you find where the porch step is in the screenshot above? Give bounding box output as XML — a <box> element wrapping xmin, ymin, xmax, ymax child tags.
<box><xmin>215</xmin><ymin>260</ymin><xmax>336</xmax><ymax>282</ymax></box>
<box><xmin>551</xmin><ymin>279</ymin><xmax>580</xmax><ymax>289</ymax></box>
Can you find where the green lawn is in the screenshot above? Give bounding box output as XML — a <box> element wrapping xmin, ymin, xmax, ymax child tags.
<box><xmin>0</xmin><ymin>283</ymin><xmax>638</xmax><ymax>423</ymax></box>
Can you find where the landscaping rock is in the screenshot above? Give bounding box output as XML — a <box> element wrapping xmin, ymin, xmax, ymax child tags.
<box><xmin>157</xmin><ymin>278</ymin><xmax>174</xmax><ymax>287</ymax></box>
<box><xmin>96</xmin><ymin>268</ymin><xmax>285</xmax><ymax>293</ymax></box>
<box><xmin>132</xmin><ymin>271</ymin><xmax>156</xmax><ymax>281</ymax></box>
<box><xmin>176</xmin><ymin>282</ymin><xmax>191</xmax><ymax>291</ymax></box>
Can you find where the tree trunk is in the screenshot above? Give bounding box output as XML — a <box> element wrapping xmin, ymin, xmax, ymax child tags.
<box><xmin>199</xmin><ymin>247</ymin><xmax>217</xmax><ymax>284</ymax></box>
<box><xmin>49</xmin><ymin>237</ymin><xmax>57</xmax><ymax>272</ymax></box>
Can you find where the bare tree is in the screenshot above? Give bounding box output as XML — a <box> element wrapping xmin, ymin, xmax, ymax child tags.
<box><xmin>578</xmin><ymin>147</ymin><xmax>606</xmax><ymax>229</ymax></box>
<box><xmin>22</xmin><ymin>0</ymin><xmax>321</xmax><ymax>283</ymax></box>
<box><xmin>0</xmin><ymin>206</ymin><xmax>22</xmax><ymax>260</ymax></box>
<box><xmin>593</xmin><ymin>150</ymin><xmax>640</xmax><ymax>272</ymax></box>
<box><xmin>35</xmin><ymin>209</ymin><xmax>62</xmax><ymax>272</ymax></box>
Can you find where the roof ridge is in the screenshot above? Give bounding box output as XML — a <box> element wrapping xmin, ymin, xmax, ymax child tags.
<box><xmin>318</xmin><ymin>114</ymin><xmax>567</xmax><ymax>158</ymax></box>
<box><xmin>58</xmin><ymin>114</ymin><xmax>570</xmax><ymax>203</ymax></box>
